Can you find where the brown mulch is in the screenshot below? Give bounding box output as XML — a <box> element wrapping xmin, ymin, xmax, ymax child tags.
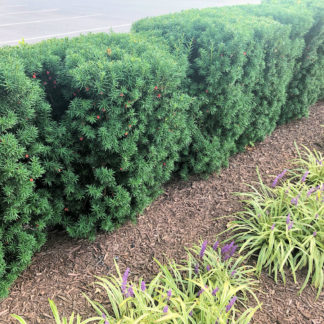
<box><xmin>1</xmin><ymin>102</ymin><xmax>323</xmax><ymax>324</ymax></box>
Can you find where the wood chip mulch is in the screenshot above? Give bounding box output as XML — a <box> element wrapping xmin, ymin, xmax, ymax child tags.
<box><xmin>0</xmin><ymin>102</ymin><xmax>323</xmax><ymax>324</ymax></box>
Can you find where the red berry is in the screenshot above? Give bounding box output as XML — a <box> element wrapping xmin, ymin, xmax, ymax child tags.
<box><xmin>205</xmin><ymin>90</ymin><xmax>208</xmax><ymax>93</ymax></box>
<box><xmin>79</xmin><ymin>137</ymin><xmax>84</xmax><ymax>141</ymax></box>
<box><xmin>128</xmin><ymin>124</ymin><xmax>132</xmax><ymax>128</ymax></box>
<box><xmin>30</xmin><ymin>178</ymin><xmax>33</xmax><ymax>182</ymax></box>
<box><xmin>32</xmin><ymin>74</ymin><xmax>36</xmax><ymax>79</ymax></box>
<box><xmin>97</xmin><ymin>115</ymin><xmax>100</xmax><ymax>119</ymax></box>
<box><xmin>58</xmin><ymin>169</ymin><xmax>62</xmax><ymax>172</ymax></box>
<box><xmin>243</xmin><ymin>51</ymin><xmax>247</xmax><ymax>56</ymax></box>
<box><xmin>157</xmin><ymin>94</ymin><xmax>161</xmax><ymax>98</ymax></box>
<box><xmin>102</xmin><ymin>108</ymin><xmax>106</xmax><ymax>112</ymax></box>
<box><xmin>53</xmin><ymin>80</ymin><xmax>57</xmax><ymax>84</ymax></box>
<box><xmin>85</xmin><ymin>87</ymin><xmax>89</xmax><ymax>92</ymax></box>
<box><xmin>154</xmin><ymin>86</ymin><xmax>158</xmax><ymax>90</ymax></box>
<box><xmin>163</xmin><ymin>162</ymin><xmax>166</xmax><ymax>166</ymax></box>
<box><xmin>64</xmin><ymin>207</ymin><xmax>69</xmax><ymax>212</ymax></box>
<box><xmin>46</xmin><ymin>71</ymin><xmax>50</xmax><ymax>75</ymax></box>
<box><xmin>25</xmin><ymin>154</ymin><xmax>29</xmax><ymax>158</ymax></box>
<box><xmin>124</xmin><ymin>132</ymin><xmax>128</xmax><ymax>136</ymax></box>
<box><xmin>120</xmin><ymin>93</ymin><xmax>124</xmax><ymax>97</ymax></box>
<box><xmin>120</xmin><ymin>167</ymin><xmax>123</xmax><ymax>171</ymax></box>
<box><xmin>43</xmin><ymin>81</ymin><xmax>47</xmax><ymax>85</ymax></box>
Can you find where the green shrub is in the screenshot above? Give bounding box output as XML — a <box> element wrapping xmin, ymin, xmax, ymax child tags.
<box><xmin>132</xmin><ymin>7</ymin><xmax>299</xmax><ymax>175</ymax></box>
<box><xmin>0</xmin><ymin>55</ymin><xmax>58</xmax><ymax>298</ymax></box>
<box><xmin>12</xmin><ymin>241</ymin><xmax>260</xmax><ymax>323</ymax></box>
<box><xmin>240</xmin><ymin>0</ymin><xmax>324</xmax><ymax>123</ymax></box>
<box><xmin>228</xmin><ymin>148</ymin><xmax>324</xmax><ymax>298</ymax></box>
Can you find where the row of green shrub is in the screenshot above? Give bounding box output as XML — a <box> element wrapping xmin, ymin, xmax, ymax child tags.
<box><xmin>0</xmin><ymin>0</ymin><xmax>323</xmax><ymax>298</ymax></box>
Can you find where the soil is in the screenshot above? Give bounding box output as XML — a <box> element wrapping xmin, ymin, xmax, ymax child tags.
<box><xmin>0</xmin><ymin>102</ymin><xmax>323</xmax><ymax>324</ymax></box>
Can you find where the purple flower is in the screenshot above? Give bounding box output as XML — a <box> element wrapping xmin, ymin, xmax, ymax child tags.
<box><xmin>316</xmin><ymin>159</ymin><xmax>322</xmax><ymax>165</ymax></box>
<box><xmin>197</xmin><ymin>285</ymin><xmax>208</xmax><ymax>297</ymax></box>
<box><xmin>102</xmin><ymin>313</ymin><xmax>109</xmax><ymax>324</ymax></box>
<box><xmin>225</xmin><ymin>296</ymin><xmax>237</xmax><ymax>312</ymax></box>
<box><xmin>301</xmin><ymin>171</ymin><xmax>309</xmax><ymax>183</ymax></box>
<box><xmin>167</xmin><ymin>289</ymin><xmax>172</xmax><ymax>300</ymax></box>
<box><xmin>206</xmin><ymin>265</ymin><xmax>211</xmax><ymax>271</ymax></box>
<box><xmin>288</xmin><ymin>221</ymin><xmax>293</xmax><ymax>230</ymax></box>
<box><xmin>286</xmin><ymin>213</ymin><xmax>291</xmax><ymax>224</ymax></box>
<box><xmin>194</xmin><ymin>263</ymin><xmax>199</xmax><ymax>274</ymax></box>
<box><xmin>230</xmin><ymin>270</ymin><xmax>236</xmax><ymax>277</ymax></box>
<box><xmin>213</xmin><ymin>241</ymin><xmax>219</xmax><ymax>250</ymax></box>
<box><xmin>313</xmin><ymin>231</ymin><xmax>317</xmax><ymax>237</ymax></box>
<box><xmin>189</xmin><ymin>310</ymin><xmax>193</xmax><ymax>316</ymax></box>
<box><xmin>200</xmin><ymin>240</ymin><xmax>208</xmax><ymax>258</ymax></box>
<box><xmin>212</xmin><ymin>287</ymin><xmax>219</xmax><ymax>296</ymax></box>
<box><xmin>315</xmin><ymin>214</ymin><xmax>319</xmax><ymax>219</ymax></box>
<box><xmin>121</xmin><ymin>268</ymin><xmax>130</xmax><ymax>294</ymax></box>
<box><xmin>307</xmin><ymin>187</ymin><xmax>315</xmax><ymax>197</ymax></box>
<box><xmin>128</xmin><ymin>285</ymin><xmax>134</xmax><ymax>297</ymax></box>
<box><xmin>291</xmin><ymin>196</ymin><xmax>299</xmax><ymax>206</ymax></box>
<box><xmin>271</xmin><ymin>223</ymin><xmax>275</xmax><ymax>230</ymax></box>
<box><xmin>221</xmin><ymin>241</ymin><xmax>237</xmax><ymax>261</ymax></box>
<box><xmin>272</xmin><ymin>169</ymin><xmax>287</xmax><ymax>188</ymax></box>
<box><xmin>141</xmin><ymin>281</ymin><xmax>146</xmax><ymax>292</ymax></box>
<box><xmin>163</xmin><ymin>305</ymin><xmax>168</xmax><ymax>313</ymax></box>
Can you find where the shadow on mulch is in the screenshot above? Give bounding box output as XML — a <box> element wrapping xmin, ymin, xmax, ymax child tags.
<box><xmin>0</xmin><ymin>102</ymin><xmax>323</xmax><ymax>324</ymax></box>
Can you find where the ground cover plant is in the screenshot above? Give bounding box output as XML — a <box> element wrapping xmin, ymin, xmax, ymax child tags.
<box><xmin>12</xmin><ymin>241</ymin><xmax>260</xmax><ymax>323</ymax></box>
<box><xmin>228</xmin><ymin>146</ymin><xmax>324</xmax><ymax>298</ymax></box>
<box><xmin>0</xmin><ymin>0</ymin><xmax>323</xmax><ymax>303</ymax></box>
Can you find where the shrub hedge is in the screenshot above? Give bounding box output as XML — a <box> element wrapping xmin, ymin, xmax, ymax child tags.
<box><xmin>0</xmin><ymin>0</ymin><xmax>323</xmax><ymax>298</ymax></box>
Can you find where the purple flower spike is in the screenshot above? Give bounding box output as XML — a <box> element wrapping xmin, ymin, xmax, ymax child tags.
<box><xmin>230</xmin><ymin>270</ymin><xmax>236</xmax><ymax>277</ymax></box>
<box><xmin>128</xmin><ymin>285</ymin><xmax>134</xmax><ymax>297</ymax></box>
<box><xmin>102</xmin><ymin>313</ymin><xmax>109</xmax><ymax>324</ymax></box>
<box><xmin>301</xmin><ymin>171</ymin><xmax>309</xmax><ymax>183</ymax></box>
<box><xmin>206</xmin><ymin>265</ymin><xmax>211</xmax><ymax>271</ymax></box>
<box><xmin>194</xmin><ymin>263</ymin><xmax>199</xmax><ymax>274</ymax></box>
<box><xmin>141</xmin><ymin>281</ymin><xmax>146</xmax><ymax>292</ymax></box>
<box><xmin>200</xmin><ymin>240</ymin><xmax>208</xmax><ymax>258</ymax></box>
<box><xmin>307</xmin><ymin>187</ymin><xmax>315</xmax><ymax>197</ymax></box>
<box><xmin>286</xmin><ymin>213</ymin><xmax>291</xmax><ymax>224</ymax></box>
<box><xmin>167</xmin><ymin>289</ymin><xmax>172</xmax><ymax>300</ymax></box>
<box><xmin>221</xmin><ymin>241</ymin><xmax>237</xmax><ymax>261</ymax></box>
<box><xmin>288</xmin><ymin>221</ymin><xmax>293</xmax><ymax>230</ymax></box>
<box><xmin>272</xmin><ymin>169</ymin><xmax>287</xmax><ymax>188</ymax></box>
<box><xmin>213</xmin><ymin>241</ymin><xmax>219</xmax><ymax>251</ymax></box>
<box><xmin>197</xmin><ymin>285</ymin><xmax>208</xmax><ymax>297</ymax></box>
<box><xmin>271</xmin><ymin>223</ymin><xmax>275</xmax><ymax>230</ymax></box>
<box><xmin>291</xmin><ymin>197</ymin><xmax>298</xmax><ymax>206</ymax></box>
<box><xmin>121</xmin><ymin>268</ymin><xmax>130</xmax><ymax>294</ymax></box>
<box><xmin>313</xmin><ymin>231</ymin><xmax>317</xmax><ymax>237</ymax></box>
<box><xmin>212</xmin><ymin>287</ymin><xmax>219</xmax><ymax>296</ymax></box>
<box><xmin>226</xmin><ymin>296</ymin><xmax>237</xmax><ymax>312</ymax></box>
<box><xmin>163</xmin><ymin>305</ymin><xmax>168</xmax><ymax>313</ymax></box>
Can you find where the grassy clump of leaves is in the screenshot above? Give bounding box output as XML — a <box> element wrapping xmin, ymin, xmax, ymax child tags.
<box><xmin>228</xmin><ymin>146</ymin><xmax>323</xmax><ymax>298</ymax></box>
<box><xmin>12</xmin><ymin>241</ymin><xmax>260</xmax><ymax>323</ymax></box>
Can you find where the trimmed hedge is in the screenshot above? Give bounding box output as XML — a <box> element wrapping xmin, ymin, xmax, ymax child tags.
<box><xmin>132</xmin><ymin>3</ymin><xmax>323</xmax><ymax>176</ymax></box>
<box><xmin>0</xmin><ymin>0</ymin><xmax>323</xmax><ymax>299</ymax></box>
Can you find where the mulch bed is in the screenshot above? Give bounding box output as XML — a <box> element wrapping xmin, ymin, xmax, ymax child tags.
<box><xmin>0</xmin><ymin>102</ymin><xmax>323</xmax><ymax>324</ymax></box>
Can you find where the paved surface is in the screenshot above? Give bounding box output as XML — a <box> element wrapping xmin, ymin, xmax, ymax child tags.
<box><xmin>0</xmin><ymin>0</ymin><xmax>260</xmax><ymax>46</ymax></box>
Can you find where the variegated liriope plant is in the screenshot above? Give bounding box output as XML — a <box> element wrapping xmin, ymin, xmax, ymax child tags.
<box><xmin>12</xmin><ymin>240</ymin><xmax>260</xmax><ymax>323</ymax></box>
<box><xmin>227</xmin><ymin>145</ymin><xmax>323</xmax><ymax>298</ymax></box>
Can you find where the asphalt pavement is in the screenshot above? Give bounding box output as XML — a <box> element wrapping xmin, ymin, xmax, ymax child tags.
<box><xmin>0</xmin><ymin>0</ymin><xmax>260</xmax><ymax>46</ymax></box>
